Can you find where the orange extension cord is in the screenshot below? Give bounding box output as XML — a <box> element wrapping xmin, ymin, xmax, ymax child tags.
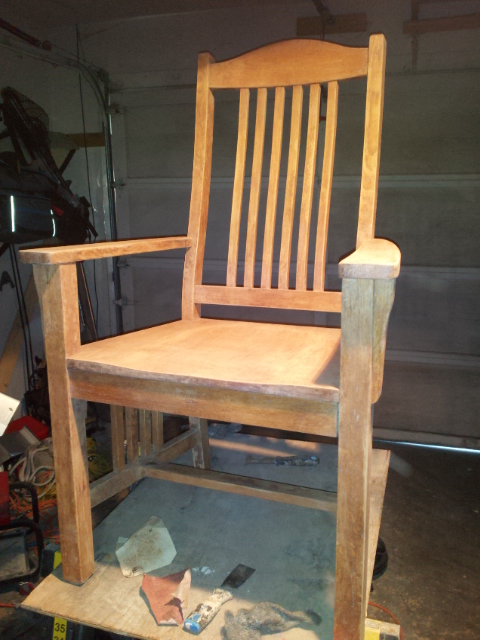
<box><xmin>369</xmin><ymin>601</ymin><xmax>404</xmax><ymax>640</ymax></box>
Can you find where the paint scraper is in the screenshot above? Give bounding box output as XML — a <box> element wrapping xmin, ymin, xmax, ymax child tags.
<box><xmin>183</xmin><ymin>563</ymin><xmax>255</xmax><ymax>634</ymax></box>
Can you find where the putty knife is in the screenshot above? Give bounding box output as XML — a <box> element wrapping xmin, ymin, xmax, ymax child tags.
<box><xmin>183</xmin><ymin>563</ymin><xmax>255</xmax><ymax>634</ymax></box>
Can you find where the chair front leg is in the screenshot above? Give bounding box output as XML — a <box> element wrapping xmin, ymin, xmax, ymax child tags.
<box><xmin>34</xmin><ymin>264</ymin><xmax>94</xmax><ymax>584</ymax></box>
<box><xmin>334</xmin><ymin>278</ymin><xmax>374</xmax><ymax>640</ymax></box>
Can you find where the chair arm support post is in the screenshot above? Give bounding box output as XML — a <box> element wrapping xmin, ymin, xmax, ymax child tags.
<box><xmin>334</xmin><ymin>277</ymin><xmax>375</xmax><ymax>640</ymax></box>
<box><xmin>19</xmin><ymin>236</ymin><xmax>193</xmax><ymax>265</ymax></box>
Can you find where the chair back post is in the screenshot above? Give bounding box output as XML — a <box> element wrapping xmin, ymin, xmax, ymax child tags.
<box><xmin>357</xmin><ymin>34</ymin><xmax>387</xmax><ymax>248</ymax></box>
<box><xmin>182</xmin><ymin>52</ymin><xmax>215</xmax><ymax>320</ymax></box>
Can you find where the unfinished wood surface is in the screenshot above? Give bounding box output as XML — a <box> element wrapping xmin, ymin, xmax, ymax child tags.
<box><xmin>67</xmin><ymin>132</ymin><xmax>105</xmax><ymax>148</ymax></box>
<box><xmin>226</xmin><ymin>88</ymin><xmax>250</xmax><ymax>287</ymax></box>
<box><xmin>33</xmin><ymin>263</ymin><xmax>94</xmax><ymax>584</ymax></box>
<box><xmin>145</xmin><ymin>428</ymin><xmax>201</xmax><ymax>465</ymax></box>
<box><xmin>365</xmin><ymin>449</ymin><xmax>390</xmax><ymax>615</ymax></box>
<box><xmin>209</xmin><ymin>39</ymin><xmax>368</xmax><ymax>88</ymax></box>
<box><xmin>261</xmin><ymin>86</ymin><xmax>285</xmax><ymax>288</ymax></box>
<box><xmin>139</xmin><ymin>409</ymin><xmax>152</xmax><ymax>457</ymax></box>
<box><xmin>110</xmin><ymin>405</ymin><xmax>125</xmax><ymax>473</ymax></box>
<box><xmin>142</xmin><ymin>464</ymin><xmax>337</xmax><ymax>512</ymax></box>
<box><xmin>372</xmin><ymin>279</ymin><xmax>396</xmax><ymax>403</ymax></box>
<box><xmin>357</xmin><ymin>34</ymin><xmax>386</xmax><ymax>248</ymax></box>
<box><xmin>68</xmin><ymin>319</ymin><xmax>341</xmax><ymax>403</ymax></box>
<box><xmin>314</xmin><ymin>81</ymin><xmax>339</xmax><ymax>292</ymax></box>
<box><xmin>69</xmin><ymin>369</ymin><xmax>338</xmax><ymax>437</ymax></box>
<box><xmin>296</xmin><ymin>83</ymin><xmax>321</xmax><ymax>291</ymax></box>
<box><xmin>339</xmin><ymin>238</ymin><xmax>401</xmax><ymax>280</ymax></box>
<box><xmin>182</xmin><ymin>52</ymin><xmax>215</xmax><ymax>320</ymax></box>
<box><xmin>189</xmin><ymin>417</ymin><xmax>212</xmax><ymax>469</ymax></box>
<box><xmin>195</xmin><ymin>284</ymin><xmax>342</xmax><ymax>312</ymax></box>
<box><xmin>20</xmin><ymin>237</ymin><xmax>191</xmax><ymax>265</ymax></box>
<box><xmin>0</xmin><ymin>274</ymin><xmax>37</xmax><ymax>394</ymax></box>
<box><xmin>278</xmin><ymin>85</ymin><xmax>303</xmax><ymax>290</ymax></box>
<box><xmin>125</xmin><ymin>408</ymin><xmax>139</xmax><ymax>463</ymax></box>
<box><xmin>244</xmin><ymin>87</ymin><xmax>267</xmax><ymax>288</ymax></box>
<box><xmin>334</xmin><ymin>278</ymin><xmax>374</xmax><ymax>640</ymax></box>
<box><xmin>151</xmin><ymin>411</ymin><xmax>164</xmax><ymax>451</ymax></box>
<box><xmin>90</xmin><ymin>466</ymin><xmax>140</xmax><ymax>509</ymax></box>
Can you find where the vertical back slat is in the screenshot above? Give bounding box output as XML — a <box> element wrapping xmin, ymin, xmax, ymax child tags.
<box><xmin>182</xmin><ymin>52</ymin><xmax>215</xmax><ymax>319</ymax></box>
<box><xmin>261</xmin><ymin>87</ymin><xmax>285</xmax><ymax>288</ymax></box>
<box><xmin>226</xmin><ymin>88</ymin><xmax>250</xmax><ymax>287</ymax></box>
<box><xmin>244</xmin><ymin>87</ymin><xmax>267</xmax><ymax>288</ymax></box>
<box><xmin>278</xmin><ymin>85</ymin><xmax>303</xmax><ymax>290</ymax></box>
<box><xmin>313</xmin><ymin>81</ymin><xmax>339</xmax><ymax>291</ymax></box>
<box><xmin>296</xmin><ymin>83</ymin><xmax>321</xmax><ymax>290</ymax></box>
<box><xmin>357</xmin><ymin>34</ymin><xmax>386</xmax><ymax>248</ymax></box>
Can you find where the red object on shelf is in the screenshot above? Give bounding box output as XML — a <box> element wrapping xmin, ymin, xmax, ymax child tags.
<box><xmin>0</xmin><ymin>471</ymin><xmax>9</xmax><ymax>526</ymax></box>
<box><xmin>5</xmin><ymin>416</ymin><xmax>49</xmax><ymax>441</ymax></box>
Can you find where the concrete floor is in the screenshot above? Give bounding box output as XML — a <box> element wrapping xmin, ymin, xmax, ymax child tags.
<box><xmin>1</xmin><ymin>425</ymin><xmax>479</xmax><ymax>640</ymax></box>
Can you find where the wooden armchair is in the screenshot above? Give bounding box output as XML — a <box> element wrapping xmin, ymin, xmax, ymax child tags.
<box><xmin>21</xmin><ymin>35</ymin><xmax>400</xmax><ymax>640</ymax></box>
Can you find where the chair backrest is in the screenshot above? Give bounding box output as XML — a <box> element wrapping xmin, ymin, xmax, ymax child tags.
<box><xmin>182</xmin><ymin>35</ymin><xmax>386</xmax><ymax>320</ymax></box>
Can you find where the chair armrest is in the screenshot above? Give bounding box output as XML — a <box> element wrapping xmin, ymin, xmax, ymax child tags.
<box><xmin>19</xmin><ymin>236</ymin><xmax>193</xmax><ymax>265</ymax></box>
<box><xmin>339</xmin><ymin>239</ymin><xmax>400</xmax><ymax>280</ymax></box>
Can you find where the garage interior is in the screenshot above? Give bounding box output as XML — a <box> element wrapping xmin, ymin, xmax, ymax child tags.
<box><xmin>0</xmin><ymin>2</ymin><xmax>479</xmax><ymax>640</ymax></box>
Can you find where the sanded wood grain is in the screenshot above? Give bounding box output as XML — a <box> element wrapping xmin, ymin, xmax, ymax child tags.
<box><xmin>209</xmin><ymin>39</ymin><xmax>368</xmax><ymax>88</ymax></box>
<box><xmin>139</xmin><ymin>409</ymin><xmax>152</xmax><ymax>458</ymax></box>
<box><xmin>142</xmin><ymin>463</ymin><xmax>337</xmax><ymax>512</ymax></box>
<box><xmin>313</xmin><ymin>81</ymin><xmax>339</xmax><ymax>291</ymax></box>
<box><xmin>33</xmin><ymin>263</ymin><xmax>94</xmax><ymax>584</ymax></box>
<box><xmin>296</xmin><ymin>84</ymin><xmax>321</xmax><ymax>290</ymax></box>
<box><xmin>261</xmin><ymin>86</ymin><xmax>285</xmax><ymax>289</ymax></box>
<box><xmin>20</xmin><ymin>237</ymin><xmax>192</xmax><ymax>265</ymax></box>
<box><xmin>69</xmin><ymin>369</ymin><xmax>339</xmax><ymax>437</ymax></box>
<box><xmin>357</xmin><ymin>34</ymin><xmax>386</xmax><ymax>248</ymax></box>
<box><xmin>226</xmin><ymin>88</ymin><xmax>250</xmax><ymax>287</ymax></box>
<box><xmin>125</xmin><ymin>408</ymin><xmax>139</xmax><ymax>463</ymax></box>
<box><xmin>182</xmin><ymin>52</ymin><xmax>215</xmax><ymax>319</ymax></box>
<box><xmin>67</xmin><ymin>318</ymin><xmax>341</xmax><ymax>402</ymax></box>
<box><xmin>372</xmin><ymin>279</ymin><xmax>396</xmax><ymax>403</ymax></box>
<box><xmin>334</xmin><ymin>277</ymin><xmax>374</xmax><ymax>640</ymax></box>
<box><xmin>90</xmin><ymin>466</ymin><xmax>140</xmax><ymax>509</ymax></box>
<box><xmin>195</xmin><ymin>284</ymin><xmax>342</xmax><ymax>312</ymax></box>
<box><xmin>339</xmin><ymin>238</ymin><xmax>400</xmax><ymax>280</ymax></box>
<box><xmin>152</xmin><ymin>411</ymin><xmax>164</xmax><ymax>452</ymax></box>
<box><xmin>278</xmin><ymin>85</ymin><xmax>303</xmax><ymax>290</ymax></box>
<box><xmin>365</xmin><ymin>449</ymin><xmax>390</xmax><ymax>615</ymax></box>
<box><xmin>189</xmin><ymin>417</ymin><xmax>212</xmax><ymax>470</ymax></box>
<box><xmin>110</xmin><ymin>405</ymin><xmax>125</xmax><ymax>473</ymax></box>
<box><xmin>244</xmin><ymin>88</ymin><xmax>267</xmax><ymax>288</ymax></box>
<box><xmin>142</xmin><ymin>429</ymin><xmax>201</xmax><ymax>465</ymax></box>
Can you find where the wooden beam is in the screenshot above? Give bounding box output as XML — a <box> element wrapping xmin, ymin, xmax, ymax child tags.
<box><xmin>365</xmin><ymin>449</ymin><xmax>390</xmax><ymax>616</ymax></box>
<box><xmin>142</xmin><ymin>428</ymin><xmax>201</xmax><ymax>465</ymax></box>
<box><xmin>404</xmin><ymin>13</ymin><xmax>480</xmax><ymax>34</ymax></box>
<box><xmin>67</xmin><ymin>132</ymin><xmax>105</xmax><ymax>148</ymax></box>
<box><xmin>90</xmin><ymin>465</ymin><xmax>141</xmax><ymax>508</ymax></box>
<box><xmin>297</xmin><ymin>13</ymin><xmax>367</xmax><ymax>37</ymax></box>
<box><xmin>0</xmin><ymin>275</ymin><xmax>38</xmax><ymax>394</ymax></box>
<box><xmin>141</xmin><ymin>463</ymin><xmax>338</xmax><ymax>512</ymax></box>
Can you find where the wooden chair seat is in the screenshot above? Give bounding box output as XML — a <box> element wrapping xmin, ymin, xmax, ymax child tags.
<box><xmin>68</xmin><ymin>319</ymin><xmax>341</xmax><ymax>403</ymax></box>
